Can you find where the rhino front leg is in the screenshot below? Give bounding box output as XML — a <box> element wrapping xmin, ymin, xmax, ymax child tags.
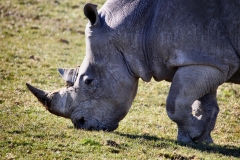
<box><xmin>166</xmin><ymin>65</ymin><xmax>224</xmax><ymax>143</ymax></box>
<box><xmin>192</xmin><ymin>91</ymin><xmax>219</xmax><ymax>143</ymax></box>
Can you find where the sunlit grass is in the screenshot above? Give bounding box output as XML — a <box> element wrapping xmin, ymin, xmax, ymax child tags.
<box><xmin>0</xmin><ymin>0</ymin><xmax>239</xmax><ymax>159</ymax></box>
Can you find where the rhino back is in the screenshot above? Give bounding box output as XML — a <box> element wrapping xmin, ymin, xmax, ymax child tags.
<box><xmin>145</xmin><ymin>0</ymin><xmax>240</xmax><ymax>81</ymax></box>
<box><xmin>101</xmin><ymin>0</ymin><xmax>240</xmax><ymax>81</ymax></box>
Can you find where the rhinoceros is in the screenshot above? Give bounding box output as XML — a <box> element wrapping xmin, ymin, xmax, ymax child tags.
<box><xmin>26</xmin><ymin>0</ymin><xmax>240</xmax><ymax>143</ymax></box>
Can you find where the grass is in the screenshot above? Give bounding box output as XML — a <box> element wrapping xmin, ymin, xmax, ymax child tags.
<box><xmin>0</xmin><ymin>0</ymin><xmax>239</xmax><ymax>159</ymax></box>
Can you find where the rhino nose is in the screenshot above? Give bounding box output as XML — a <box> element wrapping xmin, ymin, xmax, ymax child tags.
<box><xmin>74</xmin><ymin>117</ymin><xmax>85</xmax><ymax>128</ymax></box>
<box><xmin>73</xmin><ymin>117</ymin><xmax>116</xmax><ymax>131</ymax></box>
<box><xmin>74</xmin><ymin>117</ymin><xmax>99</xmax><ymax>131</ymax></box>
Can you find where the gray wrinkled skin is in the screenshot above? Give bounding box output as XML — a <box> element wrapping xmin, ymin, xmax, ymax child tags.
<box><xmin>27</xmin><ymin>0</ymin><xmax>240</xmax><ymax>143</ymax></box>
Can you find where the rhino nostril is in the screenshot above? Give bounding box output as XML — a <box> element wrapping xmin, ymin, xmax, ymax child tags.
<box><xmin>74</xmin><ymin>117</ymin><xmax>85</xmax><ymax>129</ymax></box>
<box><xmin>78</xmin><ymin>117</ymin><xmax>85</xmax><ymax>126</ymax></box>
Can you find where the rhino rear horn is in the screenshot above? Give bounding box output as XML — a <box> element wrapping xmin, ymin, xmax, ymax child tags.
<box><xmin>58</xmin><ymin>67</ymin><xmax>79</xmax><ymax>86</ymax></box>
<box><xmin>84</xmin><ymin>3</ymin><xmax>99</xmax><ymax>26</ymax></box>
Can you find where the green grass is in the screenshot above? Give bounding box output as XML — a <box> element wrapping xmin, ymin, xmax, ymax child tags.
<box><xmin>0</xmin><ymin>0</ymin><xmax>239</xmax><ymax>159</ymax></box>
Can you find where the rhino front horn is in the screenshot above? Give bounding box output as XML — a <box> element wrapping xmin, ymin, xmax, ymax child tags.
<box><xmin>26</xmin><ymin>83</ymin><xmax>51</xmax><ymax>108</ymax></box>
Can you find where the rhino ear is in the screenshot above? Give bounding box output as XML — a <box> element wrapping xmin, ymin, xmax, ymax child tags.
<box><xmin>58</xmin><ymin>68</ymin><xmax>79</xmax><ymax>86</ymax></box>
<box><xmin>84</xmin><ymin>3</ymin><xmax>100</xmax><ymax>26</ymax></box>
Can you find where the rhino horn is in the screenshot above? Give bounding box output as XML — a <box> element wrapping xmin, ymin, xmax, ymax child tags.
<box><xmin>26</xmin><ymin>83</ymin><xmax>69</xmax><ymax>118</ymax></box>
<box><xmin>26</xmin><ymin>83</ymin><xmax>51</xmax><ymax>108</ymax></box>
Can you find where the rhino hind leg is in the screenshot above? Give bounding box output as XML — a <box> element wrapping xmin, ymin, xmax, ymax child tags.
<box><xmin>166</xmin><ymin>65</ymin><xmax>225</xmax><ymax>143</ymax></box>
<box><xmin>191</xmin><ymin>91</ymin><xmax>219</xmax><ymax>143</ymax></box>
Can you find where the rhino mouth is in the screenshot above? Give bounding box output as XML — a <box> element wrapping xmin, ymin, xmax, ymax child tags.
<box><xmin>72</xmin><ymin>116</ymin><xmax>118</xmax><ymax>131</ymax></box>
<box><xmin>73</xmin><ymin>117</ymin><xmax>99</xmax><ymax>130</ymax></box>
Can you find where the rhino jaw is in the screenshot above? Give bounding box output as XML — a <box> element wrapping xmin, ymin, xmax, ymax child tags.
<box><xmin>26</xmin><ymin>83</ymin><xmax>69</xmax><ymax>118</ymax></box>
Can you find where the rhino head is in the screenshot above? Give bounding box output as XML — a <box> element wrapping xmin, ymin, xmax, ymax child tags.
<box><xmin>26</xmin><ymin>3</ymin><xmax>138</xmax><ymax>131</ymax></box>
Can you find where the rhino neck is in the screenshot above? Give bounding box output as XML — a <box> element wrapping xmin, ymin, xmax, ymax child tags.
<box><xmin>101</xmin><ymin>0</ymin><xmax>160</xmax><ymax>82</ymax></box>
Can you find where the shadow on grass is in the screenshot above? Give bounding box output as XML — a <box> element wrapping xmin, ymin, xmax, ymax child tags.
<box><xmin>115</xmin><ymin>132</ymin><xmax>240</xmax><ymax>158</ymax></box>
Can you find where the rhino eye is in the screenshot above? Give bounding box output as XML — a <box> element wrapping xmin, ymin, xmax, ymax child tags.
<box><xmin>84</xmin><ymin>78</ymin><xmax>93</xmax><ymax>85</ymax></box>
<box><xmin>83</xmin><ymin>75</ymin><xmax>94</xmax><ymax>85</ymax></box>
